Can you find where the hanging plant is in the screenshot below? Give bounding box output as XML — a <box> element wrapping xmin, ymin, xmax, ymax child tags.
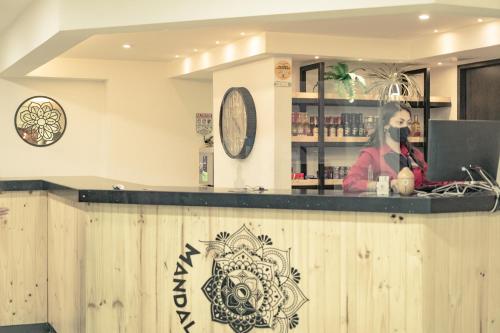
<box><xmin>314</xmin><ymin>63</ymin><xmax>366</xmax><ymax>102</ymax></box>
<box><xmin>363</xmin><ymin>64</ymin><xmax>422</xmax><ymax>103</ymax></box>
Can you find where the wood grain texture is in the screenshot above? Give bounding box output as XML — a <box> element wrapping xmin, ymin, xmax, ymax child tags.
<box><xmin>3</xmin><ymin>190</ymin><xmax>500</xmax><ymax>333</ymax></box>
<box><xmin>0</xmin><ymin>191</ymin><xmax>47</xmax><ymax>326</ymax></box>
<box><xmin>85</xmin><ymin>203</ymin><xmax>157</xmax><ymax>333</ymax></box>
<box><xmin>47</xmin><ymin>193</ymin><xmax>87</xmax><ymax>333</ymax></box>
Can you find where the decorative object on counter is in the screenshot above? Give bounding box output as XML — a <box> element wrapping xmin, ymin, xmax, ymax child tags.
<box><xmin>396</xmin><ymin>167</ymin><xmax>415</xmax><ymax>196</ymax></box>
<box><xmin>14</xmin><ymin>96</ymin><xmax>66</xmax><ymax>147</ymax></box>
<box><xmin>202</xmin><ymin>225</ymin><xmax>308</xmax><ymax>333</ymax></box>
<box><xmin>317</xmin><ymin>63</ymin><xmax>366</xmax><ymax>102</ymax></box>
<box><xmin>363</xmin><ymin>64</ymin><xmax>422</xmax><ymax>103</ymax></box>
<box><xmin>219</xmin><ymin>87</ymin><xmax>257</xmax><ymax>159</ymax></box>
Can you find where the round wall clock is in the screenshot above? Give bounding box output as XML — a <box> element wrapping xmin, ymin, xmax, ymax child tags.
<box><xmin>219</xmin><ymin>87</ymin><xmax>257</xmax><ymax>159</ymax></box>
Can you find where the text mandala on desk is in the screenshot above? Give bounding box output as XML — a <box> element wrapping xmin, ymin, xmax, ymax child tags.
<box><xmin>201</xmin><ymin>225</ymin><xmax>309</xmax><ymax>333</ymax></box>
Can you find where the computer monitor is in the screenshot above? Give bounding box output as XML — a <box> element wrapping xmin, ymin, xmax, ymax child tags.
<box><xmin>426</xmin><ymin>120</ymin><xmax>500</xmax><ymax>182</ymax></box>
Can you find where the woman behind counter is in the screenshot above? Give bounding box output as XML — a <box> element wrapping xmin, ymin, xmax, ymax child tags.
<box><xmin>343</xmin><ymin>101</ymin><xmax>430</xmax><ymax>193</ymax></box>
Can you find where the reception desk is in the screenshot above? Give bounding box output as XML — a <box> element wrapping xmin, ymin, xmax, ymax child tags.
<box><xmin>0</xmin><ymin>177</ymin><xmax>499</xmax><ymax>333</ymax></box>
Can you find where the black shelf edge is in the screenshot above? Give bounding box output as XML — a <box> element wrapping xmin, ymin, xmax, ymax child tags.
<box><xmin>292</xmin><ymin>98</ymin><xmax>451</xmax><ymax>109</ymax></box>
<box><xmin>292</xmin><ymin>141</ymin><xmax>368</xmax><ymax>148</ymax></box>
<box><xmin>292</xmin><ymin>141</ymin><xmax>424</xmax><ymax>148</ymax></box>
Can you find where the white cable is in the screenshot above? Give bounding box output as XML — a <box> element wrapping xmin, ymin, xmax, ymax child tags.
<box><xmin>416</xmin><ymin>178</ymin><xmax>499</xmax><ymax>212</ymax></box>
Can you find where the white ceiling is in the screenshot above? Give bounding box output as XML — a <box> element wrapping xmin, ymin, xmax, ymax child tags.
<box><xmin>60</xmin><ymin>12</ymin><xmax>496</xmax><ymax>62</ymax></box>
<box><xmin>0</xmin><ymin>0</ymin><xmax>36</xmax><ymax>33</ymax></box>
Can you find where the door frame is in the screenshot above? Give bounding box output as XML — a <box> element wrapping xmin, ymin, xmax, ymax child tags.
<box><xmin>458</xmin><ymin>58</ymin><xmax>500</xmax><ymax>119</ymax></box>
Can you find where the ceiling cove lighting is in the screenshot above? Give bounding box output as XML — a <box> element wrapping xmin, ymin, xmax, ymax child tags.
<box><xmin>434</xmin><ymin>29</ymin><xmax>439</xmax><ymax>33</ymax></box>
<box><xmin>122</xmin><ymin>44</ymin><xmax>132</xmax><ymax>49</ymax></box>
<box><xmin>314</xmin><ymin>56</ymin><xmax>320</xmax><ymax>59</ymax></box>
<box><xmin>477</xmin><ymin>18</ymin><xmax>483</xmax><ymax>23</ymax></box>
<box><xmin>419</xmin><ymin>14</ymin><xmax>430</xmax><ymax>20</ymax></box>
<box><xmin>437</xmin><ymin>62</ymin><xmax>443</xmax><ymax>66</ymax></box>
<box><xmin>358</xmin><ymin>58</ymin><xmax>363</xmax><ymax>61</ymax></box>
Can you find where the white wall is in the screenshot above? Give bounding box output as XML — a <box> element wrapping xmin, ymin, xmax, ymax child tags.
<box><xmin>430</xmin><ymin>65</ymin><xmax>458</xmax><ymax>120</ymax></box>
<box><xmin>1</xmin><ymin>58</ymin><xmax>212</xmax><ymax>186</ymax></box>
<box><xmin>0</xmin><ymin>77</ymin><xmax>106</xmax><ymax>177</ymax></box>
<box><xmin>213</xmin><ymin>57</ymin><xmax>291</xmax><ymax>189</ymax></box>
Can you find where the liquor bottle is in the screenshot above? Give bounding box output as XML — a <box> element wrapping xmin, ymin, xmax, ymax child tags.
<box><xmin>313</xmin><ymin>116</ymin><xmax>319</xmax><ymax>136</ymax></box>
<box><xmin>292</xmin><ymin>112</ymin><xmax>298</xmax><ymax>136</ymax></box>
<box><xmin>344</xmin><ymin>114</ymin><xmax>351</xmax><ymax>137</ymax></box>
<box><xmin>358</xmin><ymin>114</ymin><xmax>365</xmax><ymax>136</ymax></box>
<box><xmin>413</xmin><ymin>115</ymin><xmax>422</xmax><ymax>137</ymax></box>
<box><xmin>309</xmin><ymin>116</ymin><xmax>315</xmax><ymax>136</ymax></box>
<box><xmin>332</xmin><ymin>116</ymin><xmax>339</xmax><ymax>137</ymax></box>
<box><xmin>337</xmin><ymin>115</ymin><xmax>344</xmax><ymax>137</ymax></box>
<box><xmin>352</xmin><ymin>113</ymin><xmax>359</xmax><ymax>137</ymax></box>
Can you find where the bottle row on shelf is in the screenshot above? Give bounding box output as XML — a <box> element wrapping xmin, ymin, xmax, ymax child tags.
<box><xmin>291</xmin><ymin>112</ymin><xmax>423</xmax><ymax>139</ymax></box>
<box><xmin>291</xmin><ymin>166</ymin><xmax>351</xmax><ymax>187</ymax></box>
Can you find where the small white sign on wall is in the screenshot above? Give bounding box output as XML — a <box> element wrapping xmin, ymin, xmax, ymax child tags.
<box><xmin>274</xmin><ymin>59</ymin><xmax>292</xmax><ymax>88</ymax></box>
<box><xmin>196</xmin><ymin>113</ymin><xmax>212</xmax><ymax>136</ymax></box>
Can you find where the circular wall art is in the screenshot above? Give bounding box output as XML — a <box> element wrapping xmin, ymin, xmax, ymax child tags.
<box><xmin>219</xmin><ymin>87</ymin><xmax>257</xmax><ymax>159</ymax></box>
<box><xmin>14</xmin><ymin>96</ymin><xmax>67</xmax><ymax>147</ymax></box>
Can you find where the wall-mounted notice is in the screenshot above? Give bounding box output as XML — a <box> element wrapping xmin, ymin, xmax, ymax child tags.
<box><xmin>274</xmin><ymin>60</ymin><xmax>292</xmax><ymax>87</ymax></box>
<box><xmin>196</xmin><ymin>113</ymin><xmax>212</xmax><ymax>136</ymax></box>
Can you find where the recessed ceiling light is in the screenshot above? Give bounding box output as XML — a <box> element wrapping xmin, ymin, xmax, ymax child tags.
<box><xmin>437</xmin><ymin>62</ymin><xmax>443</xmax><ymax>66</ymax></box>
<box><xmin>433</xmin><ymin>29</ymin><xmax>439</xmax><ymax>33</ymax></box>
<box><xmin>419</xmin><ymin>14</ymin><xmax>430</xmax><ymax>20</ymax></box>
<box><xmin>314</xmin><ymin>56</ymin><xmax>320</xmax><ymax>59</ymax></box>
<box><xmin>240</xmin><ymin>32</ymin><xmax>246</xmax><ymax>36</ymax></box>
<box><xmin>477</xmin><ymin>18</ymin><xmax>483</xmax><ymax>23</ymax></box>
<box><xmin>193</xmin><ymin>48</ymin><xmax>198</xmax><ymax>52</ymax></box>
<box><xmin>175</xmin><ymin>55</ymin><xmax>179</xmax><ymax>58</ymax></box>
<box><xmin>358</xmin><ymin>58</ymin><xmax>363</xmax><ymax>61</ymax></box>
<box><xmin>215</xmin><ymin>40</ymin><xmax>220</xmax><ymax>45</ymax></box>
<box><xmin>122</xmin><ymin>44</ymin><xmax>132</xmax><ymax>49</ymax></box>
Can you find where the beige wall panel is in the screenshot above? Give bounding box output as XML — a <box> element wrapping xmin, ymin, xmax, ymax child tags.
<box><xmin>47</xmin><ymin>193</ymin><xmax>87</xmax><ymax>333</ymax></box>
<box><xmin>0</xmin><ymin>191</ymin><xmax>47</xmax><ymax>325</ymax></box>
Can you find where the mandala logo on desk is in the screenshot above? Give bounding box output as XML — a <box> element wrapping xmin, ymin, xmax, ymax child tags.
<box><xmin>201</xmin><ymin>225</ymin><xmax>308</xmax><ymax>333</ymax></box>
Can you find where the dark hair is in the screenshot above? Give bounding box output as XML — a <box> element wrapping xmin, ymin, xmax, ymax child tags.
<box><xmin>369</xmin><ymin>101</ymin><xmax>424</xmax><ymax>168</ymax></box>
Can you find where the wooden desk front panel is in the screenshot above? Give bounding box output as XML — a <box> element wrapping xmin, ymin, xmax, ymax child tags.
<box><xmin>0</xmin><ymin>191</ymin><xmax>47</xmax><ymax>326</ymax></box>
<box><xmin>0</xmin><ymin>192</ymin><xmax>500</xmax><ymax>333</ymax></box>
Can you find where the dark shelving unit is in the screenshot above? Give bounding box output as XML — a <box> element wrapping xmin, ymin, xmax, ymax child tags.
<box><xmin>292</xmin><ymin>96</ymin><xmax>451</xmax><ymax>108</ymax></box>
<box><xmin>292</xmin><ymin>63</ymin><xmax>448</xmax><ymax>190</ymax></box>
<box><xmin>292</xmin><ymin>141</ymin><xmax>425</xmax><ymax>148</ymax></box>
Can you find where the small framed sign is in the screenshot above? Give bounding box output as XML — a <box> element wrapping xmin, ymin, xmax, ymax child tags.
<box><xmin>196</xmin><ymin>113</ymin><xmax>213</xmax><ymax>136</ymax></box>
<box><xmin>274</xmin><ymin>59</ymin><xmax>292</xmax><ymax>87</ymax></box>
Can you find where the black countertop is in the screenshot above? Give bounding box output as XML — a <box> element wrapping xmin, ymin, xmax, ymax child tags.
<box><xmin>0</xmin><ymin>176</ymin><xmax>497</xmax><ymax>214</ymax></box>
